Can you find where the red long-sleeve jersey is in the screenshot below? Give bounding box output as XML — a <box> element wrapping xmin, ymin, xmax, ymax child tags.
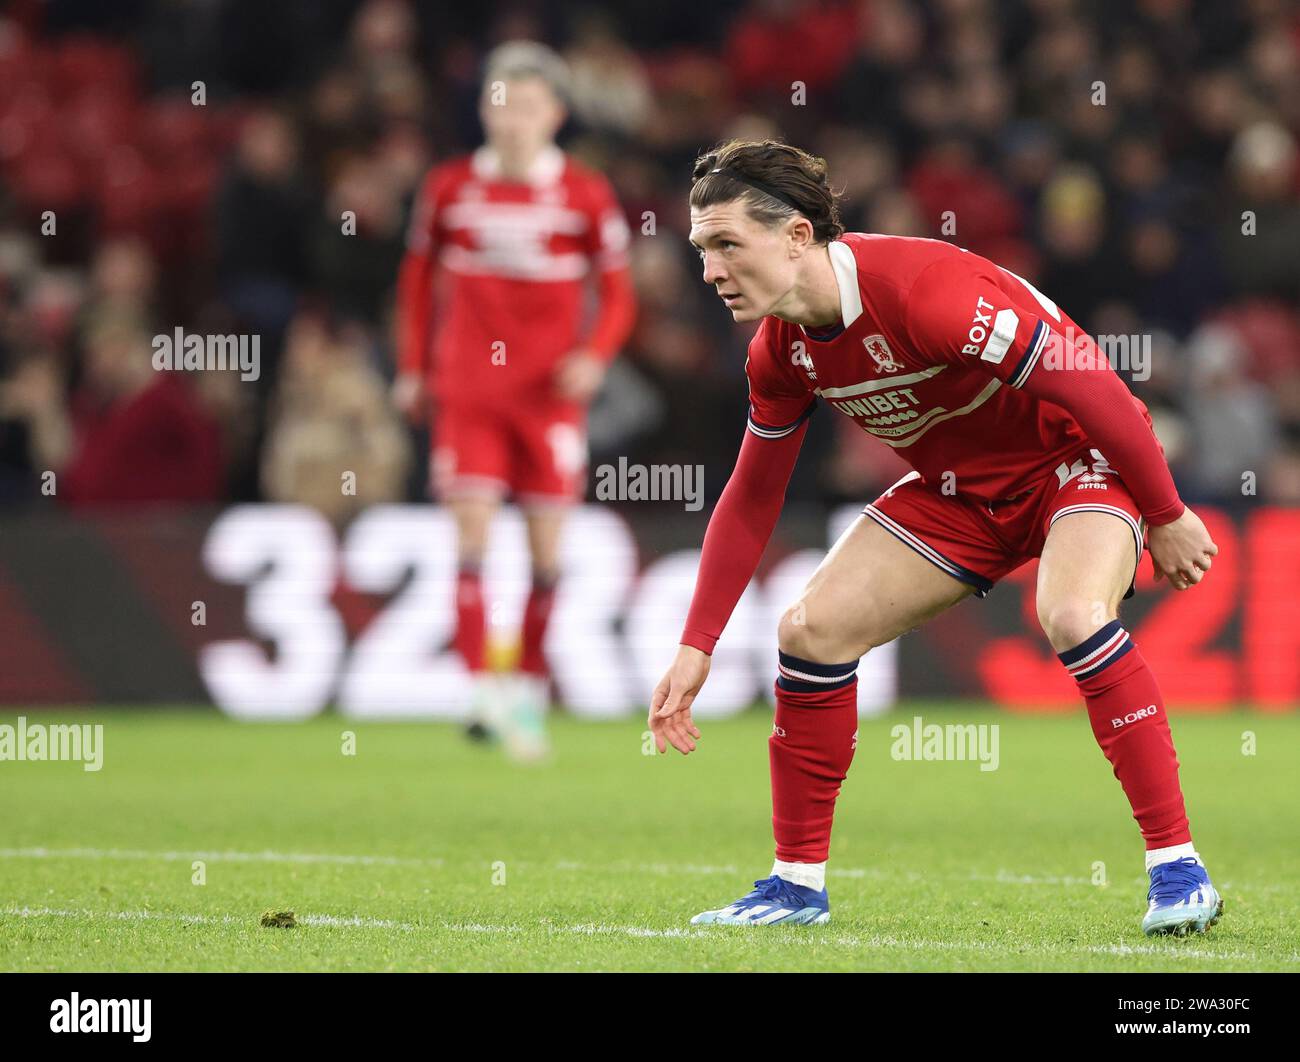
<box><xmin>396</xmin><ymin>145</ymin><xmax>636</xmax><ymax>407</ymax></box>
<box><xmin>682</xmin><ymin>233</ymin><xmax>1184</xmax><ymax>654</ymax></box>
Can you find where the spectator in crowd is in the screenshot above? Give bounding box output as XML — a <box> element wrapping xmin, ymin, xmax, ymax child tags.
<box><xmin>61</xmin><ymin>319</ymin><xmax>223</xmax><ymax>507</ymax></box>
<box><xmin>309</xmin><ymin>154</ymin><xmax>406</xmax><ymax>326</ymax></box>
<box><xmin>1182</xmin><ymin>322</ymin><xmax>1281</xmax><ymax>510</ymax></box>
<box><xmin>0</xmin><ymin>0</ymin><xmax>1297</xmax><ymax>516</ymax></box>
<box><xmin>213</xmin><ymin>108</ymin><xmax>311</xmax><ymax>365</ymax></box>
<box><xmin>1218</xmin><ymin>120</ymin><xmax>1300</xmax><ymax>302</ymax></box>
<box><xmin>562</xmin><ymin>11</ymin><xmax>653</xmax><ymax>137</ymax></box>
<box><xmin>260</xmin><ymin>309</ymin><xmax>410</xmax><ymax>524</ymax></box>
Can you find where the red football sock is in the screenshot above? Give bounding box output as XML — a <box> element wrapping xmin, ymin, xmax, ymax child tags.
<box><xmin>770</xmin><ymin>652</ymin><xmax>860</xmax><ymax>864</ymax></box>
<box><xmin>1058</xmin><ymin>620</ymin><xmax>1191</xmax><ymax>849</ymax></box>
<box><xmin>454</xmin><ymin>566</ymin><xmax>486</xmax><ymax>673</ymax></box>
<box><xmin>519</xmin><ymin>575</ymin><xmax>557</xmax><ymax>677</ymax></box>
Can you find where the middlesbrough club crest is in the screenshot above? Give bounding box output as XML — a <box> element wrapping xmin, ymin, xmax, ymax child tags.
<box><xmin>865</xmin><ymin>335</ymin><xmax>903</xmax><ymax>373</ymax></box>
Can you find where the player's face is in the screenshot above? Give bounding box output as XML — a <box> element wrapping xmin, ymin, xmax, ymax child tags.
<box><xmin>479</xmin><ymin>76</ymin><xmax>565</xmax><ymax>159</ymax></box>
<box><xmin>689</xmin><ymin>202</ymin><xmax>799</xmax><ymax>322</ymax></box>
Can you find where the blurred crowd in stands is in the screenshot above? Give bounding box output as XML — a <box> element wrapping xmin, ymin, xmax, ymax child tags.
<box><xmin>2</xmin><ymin>0</ymin><xmax>1300</xmax><ymax>518</ymax></box>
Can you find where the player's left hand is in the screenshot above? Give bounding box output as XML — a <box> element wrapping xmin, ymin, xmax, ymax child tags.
<box><xmin>554</xmin><ymin>349</ymin><xmax>606</xmax><ymax>403</ymax></box>
<box><xmin>648</xmin><ymin>644</ymin><xmax>709</xmax><ymax>755</ymax></box>
<box><xmin>1148</xmin><ymin>506</ymin><xmax>1218</xmax><ymax>591</ymax></box>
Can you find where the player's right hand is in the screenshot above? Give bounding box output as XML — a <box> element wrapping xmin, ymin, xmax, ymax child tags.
<box><xmin>391</xmin><ymin>372</ymin><xmax>427</xmax><ymax>423</ymax></box>
<box><xmin>1148</xmin><ymin>506</ymin><xmax>1218</xmax><ymax>590</ymax></box>
<box><xmin>648</xmin><ymin>644</ymin><xmax>709</xmax><ymax>755</ymax></box>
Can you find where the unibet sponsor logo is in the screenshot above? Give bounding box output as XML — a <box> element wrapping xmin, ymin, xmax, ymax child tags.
<box><xmin>829</xmin><ymin>387</ymin><xmax>920</xmax><ymax>423</ymax></box>
<box><xmin>1112</xmin><ymin>704</ymin><xmax>1158</xmax><ymax>729</ymax></box>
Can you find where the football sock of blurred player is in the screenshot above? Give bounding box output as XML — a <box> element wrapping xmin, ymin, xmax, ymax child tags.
<box><xmin>519</xmin><ymin>572</ymin><xmax>557</xmax><ymax>678</ymax></box>
<box><xmin>1058</xmin><ymin>620</ymin><xmax>1193</xmax><ymax>860</ymax></box>
<box><xmin>455</xmin><ymin>564</ymin><xmax>498</xmax><ymax>738</ymax></box>
<box><xmin>768</xmin><ymin>652</ymin><xmax>859</xmax><ymax>887</ymax></box>
<box><xmin>454</xmin><ymin>564</ymin><xmax>486</xmax><ymax>673</ymax></box>
<box><xmin>498</xmin><ymin>571</ymin><xmax>557</xmax><ymax>761</ymax></box>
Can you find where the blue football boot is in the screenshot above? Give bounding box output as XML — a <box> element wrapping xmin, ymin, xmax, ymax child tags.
<box><xmin>691</xmin><ymin>874</ymin><xmax>830</xmax><ymax>925</ymax></box>
<box><xmin>1141</xmin><ymin>856</ymin><xmax>1224</xmax><ymax>937</ymax></box>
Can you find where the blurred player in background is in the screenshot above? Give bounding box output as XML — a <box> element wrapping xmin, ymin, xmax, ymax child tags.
<box><xmin>394</xmin><ymin>41</ymin><xmax>636</xmax><ymax>761</ymax></box>
<box><xmin>650</xmin><ymin>139</ymin><xmax>1222</xmax><ymax>937</ymax></box>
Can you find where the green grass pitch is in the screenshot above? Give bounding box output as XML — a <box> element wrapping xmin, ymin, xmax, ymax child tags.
<box><xmin>1</xmin><ymin>706</ymin><xmax>1297</xmax><ymax>971</ymax></box>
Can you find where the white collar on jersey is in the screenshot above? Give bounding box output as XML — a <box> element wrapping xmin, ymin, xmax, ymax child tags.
<box><xmin>827</xmin><ymin>239</ymin><xmax>863</xmax><ymax>329</ymax></box>
<box><xmin>470</xmin><ymin>144</ymin><xmax>566</xmax><ymax>185</ymax></box>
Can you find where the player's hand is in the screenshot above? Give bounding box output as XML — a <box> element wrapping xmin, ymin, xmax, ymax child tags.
<box><xmin>391</xmin><ymin>372</ymin><xmax>426</xmax><ymax>423</ymax></box>
<box><xmin>1148</xmin><ymin>507</ymin><xmax>1218</xmax><ymax>591</ymax></box>
<box><xmin>648</xmin><ymin>644</ymin><xmax>709</xmax><ymax>755</ymax></box>
<box><xmin>554</xmin><ymin>349</ymin><xmax>606</xmax><ymax>404</ymax></box>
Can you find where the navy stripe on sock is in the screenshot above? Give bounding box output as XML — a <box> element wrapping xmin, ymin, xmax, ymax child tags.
<box><xmin>776</xmin><ymin>651</ymin><xmax>859</xmax><ymax>694</ymax></box>
<box><xmin>1073</xmin><ymin>637</ymin><xmax>1133</xmax><ymax>680</ymax></box>
<box><xmin>1057</xmin><ymin>619</ymin><xmax>1123</xmax><ymax>667</ymax></box>
<box><xmin>777</xmin><ymin>652</ymin><xmax>856</xmax><ymax>678</ymax></box>
<box><xmin>1056</xmin><ymin>619</ymin><xmax>1134</xmax><ymax>681</ymax></box>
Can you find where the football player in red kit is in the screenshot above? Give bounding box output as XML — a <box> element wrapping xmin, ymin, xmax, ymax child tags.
<box><xmin>649</xmin><ymin>139</ymin><xmax>1222</xmax><ymax>936</ymax></box>
<box><xmin>395</xmin><ymin>42</ymin><xmax>636</xmax><ymax>760</ymax></box>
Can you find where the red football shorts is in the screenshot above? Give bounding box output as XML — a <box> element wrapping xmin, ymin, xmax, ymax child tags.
<box><xmin>863</xmin><ymin>445</ymin><xmax>1146</xmax><ymax>599</ymax></box>
<box><xmin>432</xmin><ymin>402</ymin><xmax>587</xmax><ymax>505</ymax></box>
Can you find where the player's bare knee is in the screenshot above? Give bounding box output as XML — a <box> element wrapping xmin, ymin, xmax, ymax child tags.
<box><xmin>777</xmin><ymin>602</ymin><xmax>815</xmax><ymax>659</ymax></box>
<box><xmin>778</xmin><ymin>600</ymin><xmax>874</xmax><ymax>663</ymax></box>
<box><xmin>1037</xmin><ymin>595</ymin><xmax>1115</xmax><ymax>653</ymax></box>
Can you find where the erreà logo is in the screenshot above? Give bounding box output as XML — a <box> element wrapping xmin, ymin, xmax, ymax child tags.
<box><xmin>865</xmin><ymin>335</ymin><xmax>903</xmax><ymax>373</ymax></box>
<box><xmin>791</xmin><ymin>344</ymin><xmax>815</xmax><ymax>374</ymax></box>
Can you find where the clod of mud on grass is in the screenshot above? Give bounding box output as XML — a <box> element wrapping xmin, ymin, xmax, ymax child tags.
<box><xmin>260</xmin><ymin>910</ymin><xmax>297</xmax><ymax>928</ymax></box>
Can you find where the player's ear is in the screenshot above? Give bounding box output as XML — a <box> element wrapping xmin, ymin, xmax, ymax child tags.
<box><xmin>786</xmin><ymin>215</ymin><xmax>815</xmax><ymax>257</ymax></box>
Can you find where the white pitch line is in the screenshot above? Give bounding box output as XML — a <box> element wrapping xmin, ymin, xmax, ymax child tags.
<box><xmin>782</xmin><ymin>930</ymin><xmax>1291</xmax><ymax>965</ymax></box>
<box><xmin>3</xmin><ymin>906</ymin><xmax>1287</xmax><ymax>963</ymax></box>
<box><xmin>2</xmin><ymin>906</ymin><xmax>241</xmax><ymax>926</ymax></box>
<box><xmin>559</xmin><ymin>859</ymin><xmax>1123</xmax><ymax>889</ymax></box>
<box><xmin>0</xmin><ymin>905</ymin><xmax>417</xmax><ymax>932</ymax></box>
<box><xmin>983</xmin><ymin>870</ymin><xmax>1096</xmax><ymax>886</ymax></box>
<box><xmin>0</xmin><ymin>846</ymin><xmax>441</xmax><ymax>868</ymax></box>
<box><xmin>298</xmin><ymin>914</ymin><xmax>417</xmax><ymax>930</ymax></box>
<box><xmin>628</xmin><ymin>861</ymin><xmax>742</xmax><ymax>877</ymax></box>
<box><xmin>564</xmin><ymin>922</ymin><xmax>709</xmax><ymax>939</ymax></box>
<box><xmin>2</xmin><ymin>846</ymin><xmax>1285</xmax><ymax>899</ymax></box>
